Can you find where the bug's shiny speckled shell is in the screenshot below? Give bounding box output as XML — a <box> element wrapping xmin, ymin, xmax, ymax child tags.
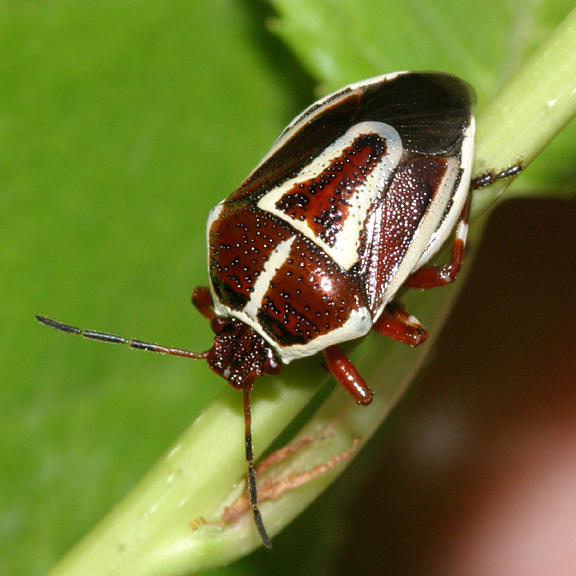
<box><xmin>207</xmin><ymin>72</ymin><xmax>475</xmax><ymax>364</ymax></box>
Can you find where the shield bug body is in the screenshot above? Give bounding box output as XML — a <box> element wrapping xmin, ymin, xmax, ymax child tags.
<box><xmin>37</xmin><ymin>72</ymin><xmax>520</xmax><ymax>547</ymax></box>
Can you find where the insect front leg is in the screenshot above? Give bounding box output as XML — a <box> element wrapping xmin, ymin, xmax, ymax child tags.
<box><xmin>191</xmin><ymin>286</ymin><xmax>216</xmax><ymax>320</ymax></box>
<box><xmin>324</xmin><ymin>345</ymin><xmax>374</xmax><ymax>405</ymax></box>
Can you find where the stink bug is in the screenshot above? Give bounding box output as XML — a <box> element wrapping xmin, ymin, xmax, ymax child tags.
<box><xmin>37</xmin><ymin>71</ymin><xmax>520</xmax><ymax>547</ymax></box>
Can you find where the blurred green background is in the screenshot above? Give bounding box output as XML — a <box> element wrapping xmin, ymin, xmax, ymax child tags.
<box><xmin>2</xmin><ymin>1</ymin><xmax>575</xmax><ymax>575</ymax></box>
<box><xmin>2</xmin><ymin>2</ymin><xmax>313</xmax><ymax>574</ymax></box>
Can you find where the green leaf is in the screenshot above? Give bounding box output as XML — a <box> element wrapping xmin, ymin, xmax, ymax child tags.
<box><xmin>1</xmin><ymin>2</ymin><xmax>304</xmax><ymax>575</ymax></box>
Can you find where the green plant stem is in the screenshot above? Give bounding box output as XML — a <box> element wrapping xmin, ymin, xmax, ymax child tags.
<box><xmin>471</xmin><ymin>5</ymin><xmax>576</xmax><ymax>216</ymax></box>
<box><xmin>48</xmin><ymin>7</ymin><xmax>576</xmax><ymax>576</ymax></box>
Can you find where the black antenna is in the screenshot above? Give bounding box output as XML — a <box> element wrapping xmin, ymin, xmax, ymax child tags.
<box><xmin>36</xmin><ymin>314</ymin><xmax>273</xmax><ymax>547</ymax></box>
<box><xmin>243</xmin><ymin>389</ymin><xmax>272</xmax><ymax>548</ymax></box>
<box><xmin>35</xmin><ymin>315</ymin><xmax>209</xmax><ymax>359</ymax></box>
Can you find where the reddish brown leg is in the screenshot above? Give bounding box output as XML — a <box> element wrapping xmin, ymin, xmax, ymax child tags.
<box><xmin>324</xmin><ymin>345</ymin><xmax>373</xmax><ymax>405</ymax></box>
<box><xmin>405</xmin><ymin>195</ymin><xmax>471</xmax><ymax>290</ymax></box>
<box><xmin>192</xmin><ymin>286</ymin><xmax>216</xmax><ymax>320</ymax></box>
<box><xmin>405</xmin><ymin>163</ymin><xmax>522</xmax><ymax>290</ymax></box>
<box><xmin>373</xmin><ymin>301</ymin><xmax>428</xmax><ymax>347</ymax></box>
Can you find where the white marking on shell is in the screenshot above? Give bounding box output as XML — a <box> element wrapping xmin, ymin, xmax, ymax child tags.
<box><xmin>257</xmin><ymin>121</ymin><xmax>403</xmax><ymax>270</ymax></box>
<box><xmin>221</xmin><ymin>300</ymin><xmax>372</xmax><ymax>364</ymax></box>
<box><xmin>242</xmin><ymin>236</ymin><xmax>295</xmax><ymax>318</ymax></box>
<box><xmin>411</xmin><ymin>116</ymin><xmax>475</xmax><ymax>271</ymax></box>
<box><xmin>275</xmin><ymin>306</ymin><xmax>372</xmax><ymax>363</ymax></box>
<box><xmin>205</xmin><ymin>200</ymin><xmax>225</xmax><ymax>271</ymax></box>
<box><xmin>206</xmin><ymin>201</ymin><xmax>225</xmax><ymax>232</ymax></box>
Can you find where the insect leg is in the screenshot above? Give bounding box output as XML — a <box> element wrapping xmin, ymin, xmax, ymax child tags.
<box><xmin>324</xmin><ymin>345</ymin><xmax>373</xmax><ymax>405</ymax></box>
<box><xmin>404</xmin><ymin>194</ymin><xmax>471</xmax><ymax>290</ymax></box>
<box><xmin>470</xmin><ymin>163</ymin><xmax>522</xmax><ymax>190</ymax></box>
<box><xmin>372</xmin><ymin>301</ymin><xmax>428</xmax><ymax>346</ymax></box>
<box><xmin>191</xmin><ymin>286</ymin><xmax>216</xmax><ymax>320</ymax></box>
<box><xmin>406</xmin><ymin>163</ymin><xmax>521</xmax><ymax>290</ymax></box>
